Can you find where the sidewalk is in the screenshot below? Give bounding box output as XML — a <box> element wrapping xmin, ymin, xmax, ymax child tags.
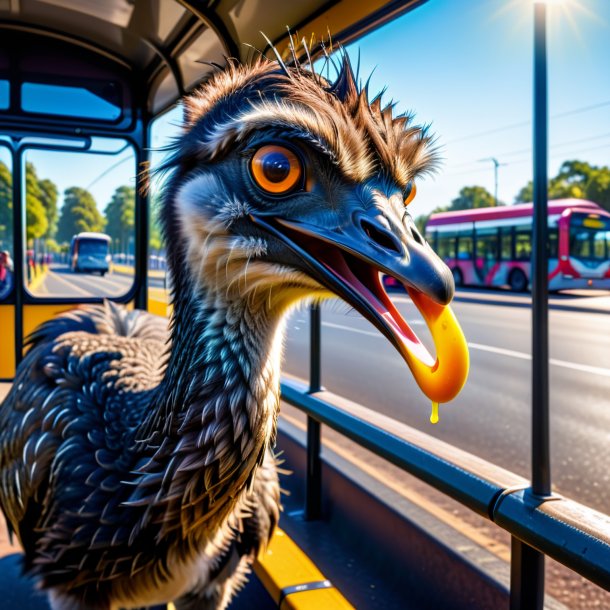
<box><xmin>453</xmin><ymin>288</ymin><xmax>610</xmax><ymax>314</ymax></box>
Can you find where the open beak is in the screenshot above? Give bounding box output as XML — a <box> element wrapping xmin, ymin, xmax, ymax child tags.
<box><xmin>250</xmin><ymin>210</ymin><xmax>469</xmax><ymax>405</ymax></box>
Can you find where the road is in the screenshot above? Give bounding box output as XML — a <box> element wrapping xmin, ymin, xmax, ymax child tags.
<box><xmin>282</xmin><ymin>294</ymin><xmax>610</xmax><ymax>515</ymax></box>
<box><xmin>27</xmin><ymin>265</ymin><xmax>610</xmax><ymax>513</ymax></box>
<box><xmin>31</xmin><ymin>264</ymin><xmax>165</xmax><ymax>298</ymax></box>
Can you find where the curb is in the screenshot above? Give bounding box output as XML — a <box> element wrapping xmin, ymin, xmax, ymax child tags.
<box><xmin>453</xmin><ymin>293</ymin><xmax>609</xmax><ymax>315</ymax></box>
<box><xmin>26</xmin><ymin>267</ymin><xmax>48</xmax><ymax>294</ymax></box>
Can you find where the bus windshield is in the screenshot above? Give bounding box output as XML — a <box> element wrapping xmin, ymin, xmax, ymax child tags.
<box><xmin>78</xmin><ymin>239</ymin><xmax>109</xmax><ymax>257</ymax></box>
<box><xmin>569</xmin><ymin>214</ymin><xmax>610</xmax><ymax>261</ymax></box>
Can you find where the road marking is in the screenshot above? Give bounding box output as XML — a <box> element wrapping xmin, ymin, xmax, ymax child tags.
<box><xmin>46</xmin><ymin>270</ymin><xmax>93</xmax><ymax>297</ymax></box>
<box><xmin>319</xmin><ymin>320</ymin><xmax>610</xmax><ymax>379</ymax></box>
<box><xmin>468</xmin><ymin>343</ymin><xmax>610</xmax><ymax>378</ymax></box>
<box><xmin>322</xmin><ymin>321</ymin><xmax>380</xmax><ymax>338</ymax></box>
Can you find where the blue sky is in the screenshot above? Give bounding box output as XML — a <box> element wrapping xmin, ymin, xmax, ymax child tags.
<box><xmin>12</xmin><ymin>0</ymin><xmax>610</xmax><ymax>220</ymax></box>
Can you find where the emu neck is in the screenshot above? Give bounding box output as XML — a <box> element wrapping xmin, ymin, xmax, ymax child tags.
<box><xmin>135</xmin><ymin>280</ymin><xmax>284</xmax><ymax>538</ymax></box>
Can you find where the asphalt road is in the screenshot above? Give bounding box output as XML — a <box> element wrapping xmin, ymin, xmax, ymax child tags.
<box><xmin>27</xmin><ymin>265</ymin><xmax>610</xmax><ymax>513</ymax></box>
<box><xmin>282</xmin><ymin>295</ymin><xmax>610</xmax><ymax>515</ymax></box>
<box><xmin>32</xmin><ymin>264</ymin><xmax>165</xmax><ymax>298</ymax></box>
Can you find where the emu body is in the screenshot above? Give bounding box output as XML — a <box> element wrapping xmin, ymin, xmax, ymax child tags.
<box><xmin>0</xmin><ymin>53</ymin><xmax>455</xmax><ymax>609</ymax></box>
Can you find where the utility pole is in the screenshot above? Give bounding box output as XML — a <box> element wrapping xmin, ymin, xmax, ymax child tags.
<box><xmin>478</xmin><ymin>157</ymin><xmax>506</xmax><ymax>206</ymax></box>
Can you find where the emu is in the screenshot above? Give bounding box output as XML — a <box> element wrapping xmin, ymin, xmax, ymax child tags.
<box><xmin>0</xmin><ymin>52</ymin><xmax>455</xmax><ymax>610</ymax></box>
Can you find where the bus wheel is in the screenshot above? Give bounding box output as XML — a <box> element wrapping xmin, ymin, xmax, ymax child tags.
<box><xmin>509</xmin><ymin>269</ymin><xmax>528</xmax><ymax>292</ymax></box>
<box><xmin>452</xmin><ymin>268</ymin><xmax>463</xmax><ymax>287</ymax></box>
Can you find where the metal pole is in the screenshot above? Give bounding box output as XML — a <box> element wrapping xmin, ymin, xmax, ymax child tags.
<box><xmin>305</xmin><ymin>303</ymin><xmax>322</xmax><ymax>520</ymax></box>
<box><xmin>532</xmin><ymin>0</ymin><xmax>551</xmax><ymax>501</ymax></box>
<box><xmin>492</xmin><ymin>157</ymin><xmax>499</xmax><ymax>208</ymax></box>
<box><xmin>510</xmin><ymin>3</ymin><xmax>549</xmax><ymax>608</ymax></box>
<box><xmin>12</xmin><ymin>148</ymin><xmax>23</xmax><ymax>368</ymax></box>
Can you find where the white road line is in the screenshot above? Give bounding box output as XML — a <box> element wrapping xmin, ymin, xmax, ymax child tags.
<box><xmin>320</xmin><ymin>321</ymin><xmax>610</xmax><ymax>379</ymax></box>
<box><xmin>468</xmin><ymin>342</ymin><xmax>610</xmax><ymax>378</ymax></box>
<box><xmin>322</xmin><ymin>321</ymin><xmax>380</xmax><ymax>338</ymax></box>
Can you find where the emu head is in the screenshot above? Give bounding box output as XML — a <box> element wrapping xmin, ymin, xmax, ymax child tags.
<box><xmin>163</xmin><ymin>53</ymin><xmax>468</xmax><ymax>405</ymax></box>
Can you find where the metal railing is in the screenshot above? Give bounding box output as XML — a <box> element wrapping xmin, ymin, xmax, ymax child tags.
<box><xmin>280</xmin><ymin>356</ymin><xmax>610</xmax><ymax>607</ymax></box>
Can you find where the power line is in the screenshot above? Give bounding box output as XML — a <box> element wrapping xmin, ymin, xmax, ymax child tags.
<box><xmin>448</xmin><ymin>132</ymin><xmax>610</xmax><ymax>172</ymax></box>
<box><xmin>445</xmin><ymin>100</ymin><xmax>610</xmax><ymax>145</ymax></box>
<box><xmin>85</xmin><ymin>153</ymin><xmax>134</xmax><ymax>191</ymax></box>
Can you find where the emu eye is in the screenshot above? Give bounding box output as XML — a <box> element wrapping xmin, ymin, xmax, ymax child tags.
<box><xmin>403</xmin><ymin>182</ymin><xmax>417</xmax><ymax>206</ymax></box>
<box><xmin>250</xmin><ymin>145</ymin><xmax>302</xmax><ymax>195</ymax></box>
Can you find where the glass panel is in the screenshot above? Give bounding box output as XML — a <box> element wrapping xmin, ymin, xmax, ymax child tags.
<box><xmin>147</xmin><ymin>105</ymin><xmax>182</xmax><ymax>316</ymax></box>
<box><xmin>437</xmin><ymin>232</ymin><xmax>456</xmax><ymax>260</ymax></box>
<box><xmin>500</xmin><ymin>227</ymin><xmax>513</xmax><ymax>260</ymax></box>
<box><xmin>23</xmin><ymin>139</ymin><xmax>136</xmax><ymax>297</ymax></box>
<box><xmin>21</xmin><ymin>82</ymin><xmax>122</xmax><ymax>121</ymax></box>
<box><xmin>456</xmin><ymin>233</ymin><xmax>473</xmax><ymax>260</ymax></box>
<box><xmin>514</xmin><ymin>229</ymin><xmax>531</xmax><ymax>261</ymax></box>
<box><xmin>0</xmin><ymin>146</ymin><xmax>13</xmax><ymax>300</ymax></box>
<box><xmin>0</xmin><ymin>80</ymin><xmax>8</xmax><ymax>110</ymax></box>
<box><xmin>547</xmin><ymin>228</ymin><xmax>558</xmax><ymax>258</ymax></box>
<box><xmin>475</xmin><ymin>229</ymin><xmax>499</xmax><ymax>262</ymax></box>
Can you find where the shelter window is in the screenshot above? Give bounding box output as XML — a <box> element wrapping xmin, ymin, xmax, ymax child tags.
<box><xmin>0</xmin><ymin>80</ymin><xmax>8</xmax><ymax>110</ymax></box>
<box><xmin>0</xmin><ymin>145</ymin><xmax>12</xmax><ymax>301</ymax></box>
<box><xmin>21</xmin><ymin>82</ymin><xmax>122</xmax><ymax>121</ymax></box>
<box><xmin>23</xmin><ymin>139</ymin><xmax>136</xmax><ymax>299</ymax></box>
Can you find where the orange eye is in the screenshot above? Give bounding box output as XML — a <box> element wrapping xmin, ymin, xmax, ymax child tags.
<box><xmin>404</xmin><ymin>182</ymin><xmax>417</xmax><ymax>206</ymax></box>
<box><xmin>250</xmin><ymin>145</ymin><xmax>302</xmax><ymax>195</ymax></box>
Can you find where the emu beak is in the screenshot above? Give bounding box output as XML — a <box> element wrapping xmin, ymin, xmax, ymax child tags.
<box><xmin>250</xmin><ymin>213</ymin><xmax>469</xmax><ymax>404</ymax></box>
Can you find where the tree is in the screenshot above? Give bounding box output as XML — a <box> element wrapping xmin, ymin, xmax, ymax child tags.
<box><xmin>25</xmin><ymin>162</ymin><xmax>48</xmax><ymax>243</ymax></box>
<box><xmin>449</xmin><ymin>185</ymin><xmax>499</xmax><ymax>211</ymax></box>
<box><xmin>0</xmin><ymin>161</ymin><xmax>11</xmax><ymax>249</ymax></box>
<box><xmin>514</xmin><ymin>160</ymin><xmax>610</xmax><ymax>212</ymax></box>
<box><xmin>105</xmin><ymin>186</ymin><xmax>135</xmax><ymax>253</ymax></box>
<box><xmin>56</xmin><ymin>187</ymin><xmax>105</xmax><ymax>243</ymax></box>
<box><xmin>39</xmin><ymin>178</ymin><xmax>59</xmax><ymax>239</ymax></box>
<box><xmin>149</xmin><ymin>193</ymin><xmax>163</xmax><ymax>252</ymax></box>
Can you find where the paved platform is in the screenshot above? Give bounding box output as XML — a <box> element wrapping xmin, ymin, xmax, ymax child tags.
<box><xmin>0</xmin><ymin>554</ymin><xmax>275</xmax><ymax>610</ymax></box>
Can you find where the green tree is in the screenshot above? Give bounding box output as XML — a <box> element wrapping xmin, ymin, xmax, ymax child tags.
<box><xmin>514</xmin><ymin>160</ymin><xmax>610</xmax><ymax>211</ymax></box>
<box><xmin>149</xmin><ymin>193</ymin><xmax>163</xmax><ymax>251</ymax></box>
<box><xmin>0</xmin><ymin>161</ymin><xmax>11</xmax><ymax>248</ymax></box>
<box><xmin>105</xmin><ymin>186</ymin><xmax>135</xmax><ymax>252</ymax></box>
<box><xmin>56</xmin><ymin>187</ymin><xmax>105</xmax><ymax>243</ymax></box>
<box><xmin>449</xmin><ymin>185</ymin><xmax>499</xmax><ymax>211</ymax></box>
<box><xmin>25</xmin><ymin>162</ymin><xmax>48</xmax><ymax>243</ymax></box>
<box><xmin>39</xmin><ymin>178</ymin><xmax>59</xmax><ymax>239</ymax></box>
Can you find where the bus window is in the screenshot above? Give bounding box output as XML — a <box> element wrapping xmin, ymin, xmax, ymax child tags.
<box><xmin>0</xmin><ymin>146</ymin><xmax>12</xmax><ymax>301</ymax></box>
<box><xmin>456</xmin><ymin>233</ymin><xmax>473</xmax><ymax>260</ymax></box>
<box><xmin>570</xmin><ymin>228</ymin><xmax>593</xmax><ymax>259</ymax></box>
<box><xmin>547</xmin><ymin>228</ymin><xmax>558</xmax><ymax>259</ymax></box>
<box><xmin>23</xmin><ymin>139</ymin><xmax>136</xmax><ymax>298</ymax></box>
<box><xmin>500</xmin><ymin>227</ymin><xmax>513</xmax><ymax>260</ymax></box>
<box><xmin>514</xmin><ymin>229</ymin><xmax>531</xmax><ymax>261</ymax></box>
<box><xmin>437</xmin><ymin>232</ymin><xmax>456</xmax><ymax>260</ymax></box>
<box><xmin>475</xmin><ymin>229</ymin><xmax>499</xmax><ymax>263</ymax></box>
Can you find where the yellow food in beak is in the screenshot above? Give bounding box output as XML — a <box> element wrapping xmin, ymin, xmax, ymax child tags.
<box><xmin>405</xmin><ymin>287</ymin><xmax>470</xmax><ymax>405</ymax></box>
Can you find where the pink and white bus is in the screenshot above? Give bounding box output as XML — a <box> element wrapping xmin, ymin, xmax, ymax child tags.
<box><xmin>425</xmin><ymin>199</ymin><xmax>610</xmax><ymax>292</ymax></box>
